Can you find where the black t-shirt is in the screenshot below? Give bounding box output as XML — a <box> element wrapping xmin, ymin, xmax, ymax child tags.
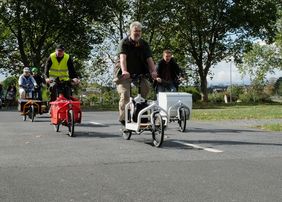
<box><xmin>117</xmin><ymin>36</ymin><xmax>152</xmax><ymax>75</ymax></box>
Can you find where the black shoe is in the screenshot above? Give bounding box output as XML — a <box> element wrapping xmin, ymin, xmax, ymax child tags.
<box><xmin>120</xmin><ymin>120</ymin><xmax>125</xmax><ymax>126</ymax></box>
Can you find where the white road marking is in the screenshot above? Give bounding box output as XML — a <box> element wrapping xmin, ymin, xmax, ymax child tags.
<box><xmin>172</xmin><ymin>140</ymin><xmax>223</xmax><ymax>153</ymax></box>
<box><xmin>89</xmin><ymin>121</ymin><xmax>106</xmax><ymax>126</ymax></box>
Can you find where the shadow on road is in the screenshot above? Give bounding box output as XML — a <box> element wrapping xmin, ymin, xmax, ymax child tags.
<box><xmin>73</xmin><ymin>131</ymin><xmax>120</xmax><ymax>138</ymax></box>
<box><xmin>77</xmin><ymin>123</ymin><xmax>109</xmax><ymax>128</ymax></box>
<box><xmin>163</xmin><ymin>139</ymin><xmax>282</xmax><ymax>149</ymax></box>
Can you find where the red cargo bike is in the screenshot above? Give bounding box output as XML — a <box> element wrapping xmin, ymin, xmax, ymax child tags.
<box><xmin>49</xmin><ymin>78</ymin><xmax>82</xmax><ymax>137</ymax></box>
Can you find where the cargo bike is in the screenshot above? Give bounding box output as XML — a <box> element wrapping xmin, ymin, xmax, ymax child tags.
<box><xmin>122</xmin><ymin>75</ymin><xmax>165</xmax><ymax>147</ymax></box>
<box><xmin>49</xmin><ymin>78</ymin><xmax>81</xmax><ymax>137</ymax></box>
<box><xmin>18</xmin><ymin>85</ymin><xmax>47</xmax><ymax>122</ymax></box>
<box><xmin>158</xmin><ymin>92</ymin><xmax>192</xmax><ymax>132</ymax></box>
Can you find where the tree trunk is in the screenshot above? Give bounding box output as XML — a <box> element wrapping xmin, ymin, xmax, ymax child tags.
<box><xmin>200</xmin><ymin>75</ymin><xmax>208</xmax><ymax>102</ymax></box>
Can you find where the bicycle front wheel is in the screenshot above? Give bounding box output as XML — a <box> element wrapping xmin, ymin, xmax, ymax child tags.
<box><xmin>68</xmin><ymin>109</ymin><xmax>75</xmax><ymax>137</ymax></box>
<box><xmin>28</xmin><ymin>105</ymin><xmax>35</xmax><ymax>122</ymax></box>
<box><xmin>152</xmin><ymin>112</ymin><xmax>164</xmax><ymax>147</ymax></box>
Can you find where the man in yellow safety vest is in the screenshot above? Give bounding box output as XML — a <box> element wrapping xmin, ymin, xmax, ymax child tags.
<box><xmin>44</xmin><ymin>44</ymin><xmax>80</xmax><ymax>101</ymax></box>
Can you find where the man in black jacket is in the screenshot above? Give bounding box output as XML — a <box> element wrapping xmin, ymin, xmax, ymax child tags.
<box><xmin>155</xmin><ymin>50</ymin><xmax>182</xmax><ymax>93</ymax></box>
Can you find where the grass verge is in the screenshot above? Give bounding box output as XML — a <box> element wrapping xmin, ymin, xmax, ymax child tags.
<box><xmin>192</xmin><ymin>104</ymin><xmax>282</xmax><ymax>121</ymax></box>
<box><xmin>192</xmin><ymin>104</ymin><xmax>282</xmax><ymax>131</ymax></box>
<box><xmin>256</xmin><ymin>123</ymin><xmax>282</xmax><ymax>131</ymax></box>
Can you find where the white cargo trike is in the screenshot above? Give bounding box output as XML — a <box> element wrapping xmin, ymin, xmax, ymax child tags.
<box><xmin>122</xmin><ymin>75</ymin><xmax>165</xmax><ymax>147</ymax></box>
<box><xmin>158</xmin><ymin>92</ymin><xmax>192</xmax><ymax>132</ymax></box>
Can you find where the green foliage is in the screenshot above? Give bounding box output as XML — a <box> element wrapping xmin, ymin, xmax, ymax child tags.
<box><xmin>179</xmin><ymin>86</ymin><xmax>201</xmax><ymax>102</ymax></box>
<box><xmin>274</xmin><ymin>77</ymin><xmax>282</xmax><ymax>95</ymax></box>
<box><xmin>132</xmin><ymin>0</ymin><xmax>279</xmax><ymax>102</ymax></box>
<box><xmin>238</xmin><ymin>43</ymin><xmax>282</xmax><ymax>82</ymax></box>
<box><xmin>209</xmin><ymin>92</ymin><xmax>225</xmax><ymax>103</ymax></box>
<box><xmin>238</xmin><ymin>81</ymin><xmax>271</xmax><ymax>103</ymax></box>
<box><xmin>226</xmin><ymin>85</ymin><xmax>245</xmax><ymax>101</ymax></box>
<box><xmin>0</xmin><ymin>0</ymin><xmax>115</xmax><ymax>76</ymax></box>
<box><xmin>2</xmin><ymin>76</ymin><xmax>17</xmax><ymax>89</ymax></box>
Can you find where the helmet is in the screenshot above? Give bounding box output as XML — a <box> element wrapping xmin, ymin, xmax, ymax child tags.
<box><xmin>32</xmin><ymin>67</ymin><xmax>38</xmax><ymax>73</ymax></box>
<box><xmin>23</xmin><ymin>67</ymin><xmax>30</xmax><ymax>73</ymax></box>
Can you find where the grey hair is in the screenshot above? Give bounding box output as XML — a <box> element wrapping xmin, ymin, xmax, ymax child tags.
<box><xmin>130</xmin><ymin>21</ymin><xmax>142</xmax><ymax>31</ymax></box>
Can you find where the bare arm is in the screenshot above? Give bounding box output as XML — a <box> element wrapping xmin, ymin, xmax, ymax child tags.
<box><xmin>120</xmin><ymin>53</ymin><xmax>130</xmax><ymax>79</ymax></box>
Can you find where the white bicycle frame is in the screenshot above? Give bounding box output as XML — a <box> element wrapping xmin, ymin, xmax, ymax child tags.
<box><xmin>124</xmin><ymin>94</ymin><xmax>167</xmax><ymax>132</ymax></box>
<box><xmin>167</xmin><ymin>101</ymin><xmax>190</xmax><ymax>122</ymax></box>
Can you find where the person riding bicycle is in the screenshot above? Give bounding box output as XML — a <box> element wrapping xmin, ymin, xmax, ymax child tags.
<box><xmin>155</xmin><ymin>50</ymin><xmax>183</xmax><ymax>93</ymax></box>
<box><xmin>114</xmin><ymin>21</ymin><xmax>157</xmax><ymax>126</ymax></box>
<box><xmin>31</xmin><ymin>67</ymin><xmax>44</xmax><ymax>100</ymax></box>
<box><xmin>18</xmin><ymin>67</ymin><xmax>38</xmax><ymax>99</ymax></box>
<box><xmin>44</xmin><ymin>44</ymin><xmax>80</xmax><ymax>101</ymax></box>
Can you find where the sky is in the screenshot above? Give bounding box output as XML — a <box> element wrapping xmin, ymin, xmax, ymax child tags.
<box><xmin>207</xmin><ymin>61</ymin><xmax>282</xmax><ymax>86</ymax></box>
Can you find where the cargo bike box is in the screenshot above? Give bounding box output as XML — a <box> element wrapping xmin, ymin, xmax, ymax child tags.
<box><xmin>50</xmin><ymin>96</ymin><xmax>81</xmax><ymax>125</ymax></box>
<box><xmin>158</xmin><ymin>92</ymin><xmax>192</xmax><ymax>132</ymax></box>
<box><xmin>18</xmin><ymin>99</ymin><xmax>47</xmax><ymax>114</ymax></box>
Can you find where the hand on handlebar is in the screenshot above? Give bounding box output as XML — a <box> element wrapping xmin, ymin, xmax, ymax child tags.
<box><xmin>156</xmin><ymin>77</ymin><xmax>162</xmax><ymax>83</ymax></box>
<box><xmin>45</xmin><ymin>78</ymin><xmax>53</xmax><ymax>84</ymax></box>
<box><xmin>150</xmin><ymin>71</ymin><xmax>158</xmax><ymax>80</ymax></box>
<box><xmin>72</xmin><ymin>78</ymin><xmax>80</xmax><ymax>85</ymax></box>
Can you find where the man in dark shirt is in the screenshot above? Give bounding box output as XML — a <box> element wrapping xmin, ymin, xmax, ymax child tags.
<box><xmin>44</xmin><ymin>44</ymin><xmax>80</xmax><ymax>101</ymax></box>
<box><xmin>31</xmin><ymin>67</ymin><xmax>44</xmax><ymax>100</ymax></box>
<box><xmin>114</xmin><ymin>21</ymin><xmax>157</xmax><ymax>125</ymax></box>
<box><xmin>156</xmin><ymin>50</ymin><xmax>182</xmax><ymax>93</ymax></box>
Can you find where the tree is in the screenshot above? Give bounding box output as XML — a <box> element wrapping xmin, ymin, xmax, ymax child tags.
<box><xmin>129</xmin><ymin>0</ymin><xmax>279</xmax><ymax>101</ymax></box>
<box><xmin>83</xmin><ymin>0</ymin><xmax>133</xmax><ymax>86</ymax></box>
<box><xmin>0</xmin><ymin>0</ymin><xmax>115</xmax><ymax>76</ymax></box>
<box><xmin>238</xmin><ymin>43</ymin><xmax>282</xmax><ymax>82</ymax></box>
<box><xmin>238</xmin><ymin>8</ymin><xmax>282</xmax><ymax>83</ymax></box>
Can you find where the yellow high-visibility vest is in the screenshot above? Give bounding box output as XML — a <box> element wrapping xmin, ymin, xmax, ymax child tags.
<box><xmin>49</xmin><ymin>52</ymin><xmax>70</xmax><ymax>81</ymax></box>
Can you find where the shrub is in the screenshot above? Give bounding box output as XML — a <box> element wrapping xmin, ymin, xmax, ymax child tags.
<box><xmin>209</xmin><ymin>92</ymin><xmax>225</xmax><ymax>103</ymax></box>
<box><xmin>179</xmin><ymin>86</ymin><xmax>201</xmax><ymax>102</ymax></box>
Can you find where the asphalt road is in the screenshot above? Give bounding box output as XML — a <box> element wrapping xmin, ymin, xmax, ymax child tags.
<box><xmin>0</xmin><ymin>110</ymin><xmax>282</xmax><ymax>202</ymax></box>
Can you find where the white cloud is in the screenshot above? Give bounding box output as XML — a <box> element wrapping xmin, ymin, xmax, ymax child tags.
<box><xmin>207</xmin><ymin>61</ymin><xmax>282</xmax><ymax>86</ymax></box>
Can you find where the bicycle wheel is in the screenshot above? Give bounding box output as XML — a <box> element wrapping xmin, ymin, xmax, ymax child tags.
<box><xmin>122</xmin><ymin>130</ymin><xmax>132</xmax><ymax>140</ymax></box>
<box><xmin>30</xmin><ymin>105</ymin><xmax>35</xmax><ymax>122</ymax></box>
<box><xmin>28</xmin><ymin>105</ymin><xmax>35</xmax><ymax>122</ymax></box>
<box><xmin>152</xmin><ymin>112</ymin><xmax>164</xmax><ymax>147</ymax></box>
<box><xmin>68</xmin><ymin>109</ymin><xmax>75</xmax><ymax>137</ymax></box>
<box><xmin>178</xmin><ymin>108</ymin><xmax>186</xmax><ymax>132</ymax></box>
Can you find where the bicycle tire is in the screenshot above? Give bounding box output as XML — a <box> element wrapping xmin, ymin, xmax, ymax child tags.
<box><xmin>178</xmin><ymin>108</ymin><xmax>187</xmax><ymax>132</ymax></box>
<box><xmin>68</xmin><ymin>109</ymin><xmax>75</xmax><ymax>137</ymax></box>
<box><xmin>152</xmin><ymin>112</ymin><xmax>164</xmax><ymax>147</ymax></box>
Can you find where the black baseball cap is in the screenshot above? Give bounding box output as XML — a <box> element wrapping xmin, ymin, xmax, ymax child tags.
<box><xmin>56</xmin><ymin>44</ymin><xmax>65</xmax><ymax>51</ymax></box>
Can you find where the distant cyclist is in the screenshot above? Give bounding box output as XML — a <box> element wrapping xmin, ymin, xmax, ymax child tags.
<box><xmin>18</xmin><ymin>67</ymin><xmax>38</xmax><ymax>99</ymax></box>
<box><xmin>31</xmin><ymin>67</ymin><xmax>44</xmax><ymax>100</ymax></box>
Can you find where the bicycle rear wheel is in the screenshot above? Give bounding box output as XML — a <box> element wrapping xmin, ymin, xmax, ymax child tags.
<box><xmin>152</xmin><ymin>112</ymin><xmax>164</xmax><ymax>147</ymax></box>
<box><xmin>68</xmin><ymin>109</ymin><xmax>75</xmax><ymax>137</ymax></box>
<box><xmin>29</xmin><ymin>105</ymin><xmax>35</xmax><ymax>122</ymax></box>
<box><xmin>178</xmin><ymin>107</ymin><xmax>186</xmax><ymax>132</ymax></box>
